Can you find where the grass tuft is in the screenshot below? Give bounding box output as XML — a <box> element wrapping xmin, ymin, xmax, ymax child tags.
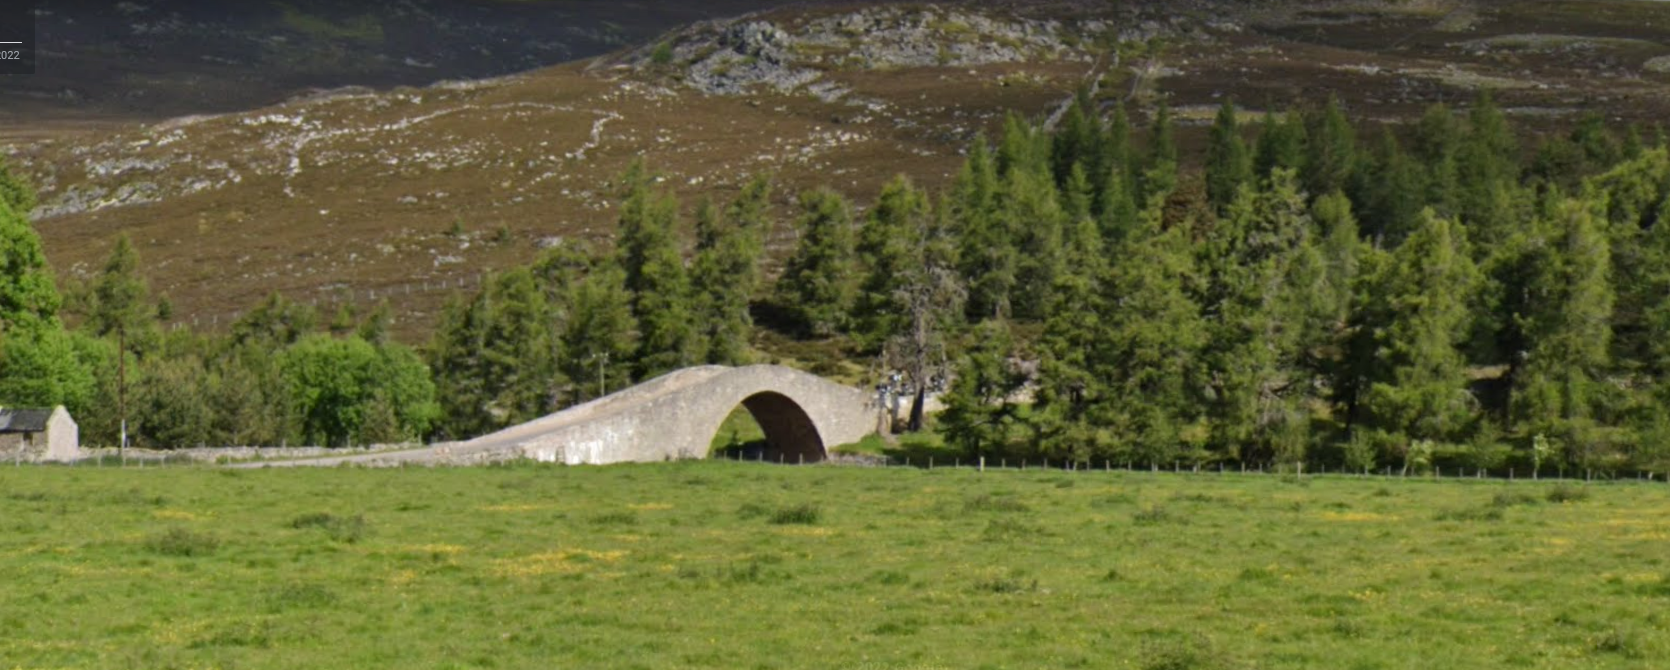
<box><xmin>1546</xmin><ymin>484</ymin><xmax>1591</xmax><ymax>503</ymax></box>
<box><xmin>147</xmin><ymin>527</ymin><xmax>220</xmax><ymax>557</ymax></box>
<box><xmin>964</xmin><ymin>493</ymin><xmax>1030</xmax><ymax>513</ymax></box>
<box><xmin>767</xmin><ymin>503</ymin><xmax>821</xmax><ymax>525</ymax></box>
<box><xmin>289</xmin><ymin>512</ymin><xmax>372</xmax><ymax>543</ymax></box>
<box><xmin>1133</xmin><ymin>505</ymin><xmax>1180</xmax><ymax>526</ymax></box>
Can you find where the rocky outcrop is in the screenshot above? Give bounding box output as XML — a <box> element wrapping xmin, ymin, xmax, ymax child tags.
<box><xmin>645</xmin><ymin>6</ymin><xmax>1113</xmax><ymax>99</ymax></box>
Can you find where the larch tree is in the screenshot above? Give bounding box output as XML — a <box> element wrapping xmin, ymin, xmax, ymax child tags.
<box><xmin>1362</xmin><ymin>208</ymin><xmax>1480</xmax><ymax>447</ymax></box>
<box><xmin>1510</xmin><ymin>196</ymin><xmax>1616</xmax><ymax>468</ymax></box>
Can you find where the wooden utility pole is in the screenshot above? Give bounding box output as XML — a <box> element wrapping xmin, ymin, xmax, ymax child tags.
<box><xmin>118</xmin><ymin>327</ymin><xmax>127</xmax><ymax>462</ymax></box>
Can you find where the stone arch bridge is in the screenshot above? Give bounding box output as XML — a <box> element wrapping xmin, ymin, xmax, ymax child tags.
<box><xmin>257</xmin><ymin>365</ymin><xmax>879</xmax><ymax>467</ymax></box>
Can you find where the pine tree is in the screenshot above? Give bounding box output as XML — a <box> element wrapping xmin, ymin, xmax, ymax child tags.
<box><xmin>855</xmin><ymin>175</ymin><xmax>930</xmax><ymax>349</ymax></box>
<box><xmin>1356</xmin><ymin>129</ymin><xmax>1426</xmax><ymax>245</ymax></box>
<box><xmin>997</xmin><ymin>112</ymin><xmax>1048</xmax><ymax>178</ymax></box>
<box><xmin>427</xmin><ymin>287</ymin><xmax>490</xmax><ymax>438</ymax></box>
<box><xmin>1363</xmin><ymin>209</ymin><xmax>1480</xmax><ymax>445</ymax></box>
<box><xmin>1032</xmin><ymin>210</ymin><xmax>1108</xmax><ymax>462</ymax></box>
<box><xmin>954</xmin><ymin>138</ymin><xmax>1016</xmax><ymax>320</ymax></box>
<box><xmin>1098</xmin><ymin>204</ymin><xmax>1209</xmax><ymax>466</ymax></box>
<box><xmin>1095</xmin><ymin>102</ymin><xmax>1137</xmax><ymax>219</ymax></box>
<box><xmin>690</xmin><ymin>186</ymin><xmax>766</xmax><ymax>365</ymax></box>
<box><xmin>1253</xmin><ymin>108</ymin><xmax>1306</xmax><ymax>183</ymax></box>
<box><xmin>939</xmin><ymin>319</ymin><xmax>1026</xmax><ymax>458</ymax></box>
<box><xmin>1003</xmin><ymin>166</ymin><xmax>1066</xmax><ymax>321</ymax></box>
<box><xmin>1303</xmin><ymin>95</ymin><xmax>1358</xmax><ymax>198</ymax></box>
<box><xmin>616</xmin><ymin>163</ymin><xmax>697</xmax><ymax>377</ymax></box>
<box><xmin>1098</xmin><ymin>157</ymin><xmax>1140</xmax><ymax>247</ymax></box>
<box><xmin>562</xmin><ymin>257</ymin><xmax>638</xmax><ymax>403</ymax></box>
<box><xmin>86</xmin><ymin>235</ymin><xmax>158</xmax><ymax>348</ymax></box>
<box><xmin>1050</xmin><ymin>89</ymin><xmax>1099</xmax><ymax>188</ymax></box>
<box><xmin>1205</xmin><ymin>100</ymin><xmax>1253</xmax><ymax>213</ymax></box>
<box><xmin>1140</xmin><ymin>101</ymin><xmax>1178</xmax><ymax>204</ymax></box>
<box><xmin>884</xmin><ymin>197</ymin><xmax>965</xmax><ymax>432</ymax></box>
<box><xmin>1456</xmin><ymin>91</ymin><xmax>1520</xmax><ymax>238</ymax></box>
<box><xmin>479</xmin><ymin>268</ymin><xmax>558</xmax><ymax>427</ymax></box>
<box><xmin>229</xmin><ymin>293</ymin><xmax>318</xmax><ymax>350</ymax></box>
<box><xmin>777</xmin><ymin>188</ymin><xmax>856</xmax><ymax>337</ymax></box>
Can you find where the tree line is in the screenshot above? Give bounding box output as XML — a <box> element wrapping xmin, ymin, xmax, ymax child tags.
<box><xmin>3</xmin><ymin>90</ymin><xmax>1669</xmax><ymax>475</ymax></box>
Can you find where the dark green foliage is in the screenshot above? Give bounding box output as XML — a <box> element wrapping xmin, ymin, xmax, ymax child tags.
<box><xmin>1205</xmin><ymin>100</ymin><xmax>1253</xmax><ymax>213</ymax></box>
<box><xmin>1510</xmin><ymin>197</ymin><xmax>1615</xmax><ymax>468</ymax></box>
<box><xmin>84</xmin><ymin>234</ymin><xmax>157</xmax><ymax>346</ymax></box>
<box><xmin>617</xmin><ymin>162</ymin><xmax>697</xmax><ymax>377</ymax></box>
<box><xmin>855</xmin><ymin>175</ymin><xmax>931</xmax><ymax>348</ymax></box>
<box><xmin>767</xmin><ymin>503</ymin><xmax>821</xmax><ymax>525</ymax></box>
<box><xmin>1304</xmin><ymin>96</ymin><xmax>1357</xmax><ymax>198</ymax></box>
<box><xmin>1200</xmin><ymin>170</ymin><xmax>1330</xmax><ymax>464</ymax></box>
<box><xmin>561</xmin><ymin>255</ymin><xmax>637</xmax><ymax>403</ymax></box>
<box><xmin>777</xmin><ymin>188</ymin><xmax>857</xmax><ymax>337</ymax></box>
<box><xmin>690</xmin><ymin>176</ymin><xmax>768</xmax><ymax>365</ymax></box>
<box><xmin>428</xmin><ymin>268</ymin><xmax>558</xmax><ymax>438</ymax></box>
<box><xmin>954</xmin><ymin>138</ymin><xmax>1015</xmax><ymax>320</ymax></box>
<box><xmin>1004</xmin><ymin>167</ymin><xmax>1066</xmax><ymax>321</ymax></box>
<box><xmin>1254</xmin><ymin>108</ymin><xmax>1306</xmax><ymax>182</ymax></box>
<box><xmin>1140</xmin><ymin>101</ymin><xmax>1178</xmax><ymax>203</ymax></box>
<box><xmin>1356</xmin><ymin>129</ymin><xmax>1426</xmax><ymax>245</ymax></box>
<box><xmin>939</xmin><ymin>320</ymin><xmax>1025</xmax><ymax>457</ymax></box>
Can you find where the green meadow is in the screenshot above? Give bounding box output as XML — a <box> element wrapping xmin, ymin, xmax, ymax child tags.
<box><xmin>2</xmin><ymin>463</ymin><xmax>1667</xmax><ymax>669</ymax></box>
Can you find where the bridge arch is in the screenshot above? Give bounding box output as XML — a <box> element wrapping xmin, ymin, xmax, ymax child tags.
<box><xmin>706</xmin><ymin>391</ymin><xmax>829</xmax><ymax>463</ymax></box>
<box><xmin>455</xmin><ymin>365</ymin><xmax>878</xmax><ymax>465</ymax></box>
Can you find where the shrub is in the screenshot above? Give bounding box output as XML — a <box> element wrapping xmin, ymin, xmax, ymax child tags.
<box><xmin>147</xmin><ymin>527</ymin><xmax>220</xmax><ymax>557</ymax></box>
<box><xmin>768</xmin><ymin>503</ymin><xmax>821</xmax><ymax>525</ymax></box>
<box><xmin>650</xmin><ymin>41</ymin><xmax>675</xmax><ymax>65</ymax></box>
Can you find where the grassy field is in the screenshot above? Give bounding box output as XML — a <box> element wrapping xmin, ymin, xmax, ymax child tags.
<box><xmin>2</xmin><ymin>463</ymin><xmax>1668</xmax><ymax>669</ymax></box>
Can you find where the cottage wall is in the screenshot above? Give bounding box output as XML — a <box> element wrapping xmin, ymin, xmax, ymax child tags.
<box><xmin>44</xmin><ymin>407</ymin><xmax>79</xmax><ymax>462</ymax></box>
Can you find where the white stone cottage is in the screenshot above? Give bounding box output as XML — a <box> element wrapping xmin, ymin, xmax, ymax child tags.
<box><xmin>0</xmin><ymin>406</ymin><xmax>80</xmax><ymax>462</ymax></box>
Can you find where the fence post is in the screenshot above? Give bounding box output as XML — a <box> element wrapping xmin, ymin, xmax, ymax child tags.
<box><xmin>979</xmin><ymin>457</ymin><xmax>985</xmax><ymax>473</ymax></box>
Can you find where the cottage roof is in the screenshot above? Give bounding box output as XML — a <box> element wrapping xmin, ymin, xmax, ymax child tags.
<box><xmin>0</xmin><ymin>408</ymin><xmax>54</xmax><ymax>433</ymax></box>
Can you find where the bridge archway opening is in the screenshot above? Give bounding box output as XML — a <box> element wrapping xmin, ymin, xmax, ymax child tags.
<box><xmin>709</xmin><ymin>391</ymin><xmax>827</xmax><ymax>464</ymax></box>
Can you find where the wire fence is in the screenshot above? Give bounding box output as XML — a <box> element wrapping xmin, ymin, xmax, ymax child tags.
<box><xmin>714</xmin><ymin>450</ymin><xmax>1670</xmax><ymax>485</ymax></box>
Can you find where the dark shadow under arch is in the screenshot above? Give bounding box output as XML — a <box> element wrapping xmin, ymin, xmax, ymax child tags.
<box><xmin>715</xmin><ymin>391</ymin><xmax>827</xmax><ymax>464</ymax></box>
